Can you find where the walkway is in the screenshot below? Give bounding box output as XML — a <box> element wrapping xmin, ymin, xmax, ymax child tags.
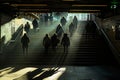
<box><xmin>0</xmin><ymin>20</ymin><xmax>120</xmax><ymax>80</ymax></box>
<box><xmin>1</xmin><ymin>20</ymin><xmax>119</xmax><ymax>66</ymax></box>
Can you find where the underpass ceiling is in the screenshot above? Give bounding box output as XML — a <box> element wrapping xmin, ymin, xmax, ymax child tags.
<box><xmin>0</xmin><ymin>0</ymin><xmax>111</xmax><ymax>4</ymax></box>
<box><xmin>0</xmin><ymin>0</ymin><xmax>119</xmax><ymax>13</ymax></box>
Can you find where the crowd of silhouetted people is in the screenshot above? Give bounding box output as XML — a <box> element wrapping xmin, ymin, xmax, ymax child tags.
<box><xmin>21</xmin><ymin>16</ymin><xmax>79</xmax><ymax>54</ymax></box>
<box><xmin>42</xmin><ymin>16</ymin><xmax>78</xmax><ymax>53</ymax></box>
<box><xmin>21</xmin><ymin>33</ymin><xmax>70</xmax><ymax>54</ymax></box>
<box><xmin>56</xmin><ymin>16</ymin><xmax>78</xmax><ymax>38</ymax></box>
<box><xmin>23</xmin><ymin>18</ymin><xmax>39</xmax><ymax>34</ymax></box>
<box><xmin>43</xmin><ymin>33</ymin><xmax>70</xmax><ymax>53</ymax></box>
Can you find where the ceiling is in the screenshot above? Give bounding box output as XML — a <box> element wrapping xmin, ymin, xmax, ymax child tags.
<box><xmin>0</xmin><ymin>0</ymin><xmax>111</xmax><ymax>4</ymax></box>
<box><xmin>0</xmin><ymin>0</ymin><xmax>115</xmax><ymax>13</ymax></box>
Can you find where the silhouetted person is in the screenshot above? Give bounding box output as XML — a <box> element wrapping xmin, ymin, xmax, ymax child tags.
<box><xmin>69</xmin><ymin>22</ymin><xmax>74</xmax><ymax>36</ymax></box>
<box><xmin>56</xmin><ymin>24</ymin><xmax>64</xmax><ymax>38</ymax></box>
<box><xmin>61</xmin><ymin>33</ymin><xmax>70</xmax><ymax>53</ymax></box>
<box><xmin>56</xmin><ymin>24</ymin><xmax>61</xmax><ymax>33</ymax></box>
<box><xmin>115</xmin><ymin>25</ymin><xmax>120</xmax><ymax>40</ymax></box>
<box><xmin>44</xmin><ymin>13</ymin><xmax>49</xmax><ymax>22</ymax></box>
<box><xmin>24</xmin><ymin>22</ymin><xmax>30</xmax><ymax>33</ymax></box>
<box><xmin>91</xmin><ymin>22</ymin><xmax>97</xmax><ymax>38</ymax></box>
<box><xmin>60</xmin><ymin>17</ymin><xmax>67</xmax><ymax>26</ymax></box>
<box><xmin>43</xmin><ymin>34</ymin><xmax>51</xmax><ymax>51</ymax></box>
<box><xmin>0</xmin><ymin>36</ymin><xmax>5</xmax><ymax>53</ymax></box>
<box><xmin>32</xmin><ymin>19</ymin><xmax>38</xmax><ymax>31</ymax></box>
<box><xmin>49</xmin><ymin>13</ymin><xmax>53</xmax><ymax>21</ymax></box>
<box><xmin>85</xmin><ymin>22</ymin><xmax>90</xmax><ymax>39</ymax></box>
<box><xmin>86</xmin><ymin>21</ymin><xmax>96</xmax><ymax>38</ymax></box>
<box><xmin>21</xmin><ymin>33</ymin><xmax>30</xmax><ymax>55</ymax></box>
<box><xmin>51</xmin><ymin>33</ymin><xmax>59</xmax><ymax>49</ymax></box>
<box><xmin>86</xmin><ymin>22</ymin><xmax>90</xmax><ymax>33</ymax></box>
<box><xmin>73</xmin><ymin>16</ymin><xmax>78</xmax><ymax>29</ymax></box>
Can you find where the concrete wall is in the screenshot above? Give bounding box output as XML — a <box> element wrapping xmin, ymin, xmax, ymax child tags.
<box><xmin>1</xmin><ymin>18</ymin><xmax>29</xmax><ymax>44</ymax></box>
<box><xmin>0</xmin><ymin>14</ymin><xmax>33</xmax><ymax>51</ymax></box>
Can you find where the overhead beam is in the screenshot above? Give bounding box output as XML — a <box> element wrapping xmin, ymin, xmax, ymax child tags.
<box><xmin>0</xmin><ymin>0</ymin><xmax>111</xmax><ymax>5</ymax></box>
<box><xmin>69</xmin><ymin>9</ymin><xmax>101</xmax><ymax>11</ymax></box>
<box><xmin>19</xmin><ymin>8</ymin><xmax>101</xmax><ymax>13</ymax></box>
<box><xmin>10</xmin><ymin>4</ymin><xmax>47</xmax><ymax>7</ymax></box>
<box><xmin>10</xmin><ymin>3</ymin><xmax>107</xmax><ymax>9</ymax></box>
<box><xmin>72</xmin><ymin>4</ymin><xmax>107</xmax><ymax>7</ymax></box>
<box><xmin>1</xmin><ymin>2</ymin><xmax>108</xmax><ymax>13</ymax></box>
<box><xmin>69</xmin><ymin>9</ymin><xmax>101</xmax><ymax>12</ymax></box>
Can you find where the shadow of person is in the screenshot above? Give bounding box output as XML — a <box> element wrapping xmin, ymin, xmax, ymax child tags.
<box><xmin>31</xmin><ymin>68</ymin><xmax>59</xmax><ymax>80</ymax></box>
<box><xmin>57</xmin><ymin>51</ymin><xmax>68</xmax><ymax>66</ymax></box>
<box><xmin>27</xmin><ymin>68</ymin><xmax>43</xmax><ymax>80</ymax></box>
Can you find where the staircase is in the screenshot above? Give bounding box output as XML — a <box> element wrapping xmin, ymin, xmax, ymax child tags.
<box><xmin>2</xmin><ymin>21</ymin><xmax>119</xmax><ymax>66</ymax></box>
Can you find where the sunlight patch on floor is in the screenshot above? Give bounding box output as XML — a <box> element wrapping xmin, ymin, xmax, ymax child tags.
<box><xmin>43</xmin><ymin>67</ymin><xmax>66</xmax><ymax>80</ymax></box>
<box><xmin>0</xmin><ymin>67</ymin><xmax>37</xmax><ymax>80</ymax></box>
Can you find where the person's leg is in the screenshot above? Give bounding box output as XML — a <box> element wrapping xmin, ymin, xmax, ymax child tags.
<box><xmin>45</xmin><ymin>46</ymin><xmax>48</xmax><ymax>53</ymax></box>
<box><xmin>52</xmin><ymin>45</ymin><xmax>54</xmax><ymax>49</ymax></box>
<box><xmin>26</xmin><ymin>45</ymin><xmax>29</xmax><ymax>55</ymax></box>
<box><xmin>66</xmin><ymin>46</ymin><xmax>68</xmax><ymax>53</ymax></box>
<box><xmin>64</xmin><ymin>45</ymin><xmax>65</xmax><ymax>52</ymax></box>
<box><xmin>26</xmin><ymin>47</ymin><xmax>28</xmax><ymax>55</ymax></box>
<box><xmin>22</xmin><ymin>45</ymin><xmax>25</xmax><ymax>54</ymax></box>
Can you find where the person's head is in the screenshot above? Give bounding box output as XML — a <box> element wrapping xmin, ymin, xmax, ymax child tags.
<box><xmin>45</xmin><ymin>34</ymin><xmax>48</xmax><ymax>37</ymax></box>
<box><xmin>53</xmin><ymin>33</ymin><xmax>57</xmax><ymax>37</ymax></box>
<box><xmin>71</xmin><ymin>22</ymin><xmax>73</xmax><ymax>24</ymax></box>
<box><xmin>64</xmin><ymin>33</ymin><xmax>67</xmax><ymax>37</ymax></box>
<box><xmin>74</xmin><ymin>16</ymin><xmax>77</xmax><ymax>18</ymax></box>
<box><xmin>58</xmin><ymin>24</ymin><xmax>60</xmax><ymax>26</ymax></box>
<box><xmin>23</xmin><ymin>33</ymin><xmax>27</xmax><ymax>37</ymax></box>
<box><xmin>54</xmin><ymin>33</ymin><xmax>56</xmax><ymax>36</ymax></box>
